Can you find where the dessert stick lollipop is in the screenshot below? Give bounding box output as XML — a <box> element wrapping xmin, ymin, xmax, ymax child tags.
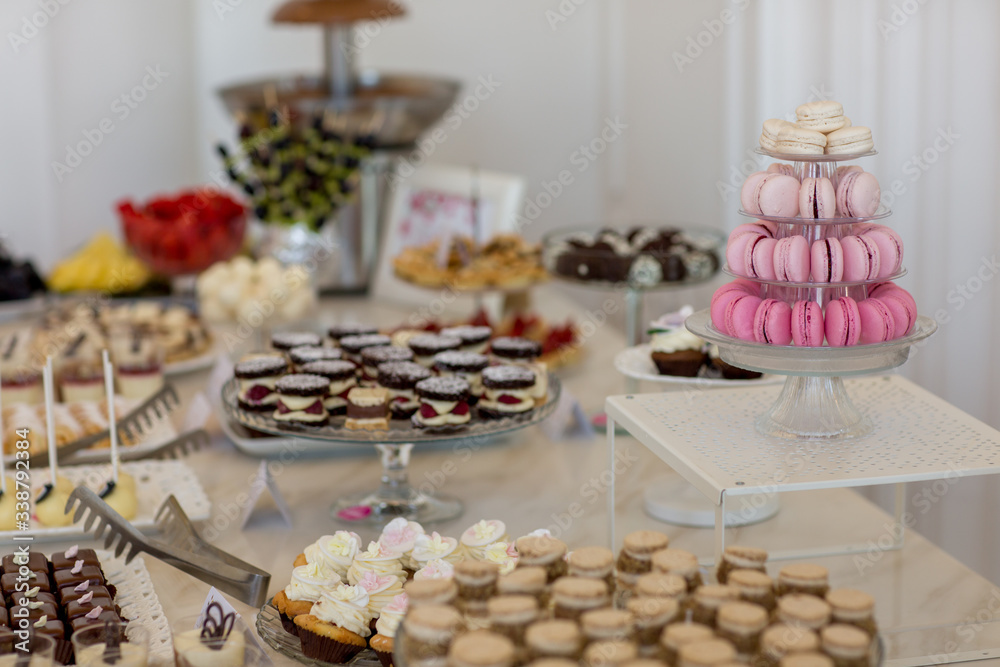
<box><xmin>102</xmin><ymin>350</ymin><xmax>119</xmax><ymax>484</ymax></box>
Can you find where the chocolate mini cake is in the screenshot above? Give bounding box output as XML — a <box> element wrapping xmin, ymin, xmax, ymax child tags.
<box><xmin>407</xmin><ymin>334</ymin><xmax>462</xmax><ymax>366</ymax></box>
<box><xmin>361</xmin><ymin>345</ymin><xmax>414</xmax><ymax>383</ymax></box>
<box><xmin>271</xmin><ymin>331</ymin><xmax>323</xmax><ymax>351</ymax></box>
<box><xmin>300</xmin><ymin>360</ymin><xmax>358</xmax><ymax>415</ymax></box>
<box><xmin>273</xmin><ymin>374</ymin><xmax>330</xmax><ymax>425</ymax></box>
<box><xmin>339</xmin><ymin>334</ymin><xmax>392</xmax><ymax>364</ymax></box>
<box><xmin>478</xmin><ymin>366</ymin><xmax>536</xmax><ymax>418</ymax></box>
<box><xmin>378</xmin><ymin>361</ymin><xmax>432</xmax><ymax>418</ymax></box>
<box><xmin>413</xmin><ymin>377</ymin><xmax>471</xmax><ymax>428</ymax></box>
<box><xmin>440</xmin><ymin>325</ymin><xmax>493</xmax><ymax>353</ymax></box>
<box><xmin>234</xmin><ymin>356</ymin><xmax>288</xmax><ymax>411</ymax></box>
<box><xmin>434</xmin><ymin>351</ymin><xmax>489</xmax><ymax>404</ymax></box>
<box><xmin>328</xmin><ymin>323</ymin><xmax>379</xmax><ymax>345</ymax></box>
<box><xmin>490</xmin><ymin>336</ymin><xmax>542</xmax><ymax>362</ymax></box>
<box><xmin>345</xmin><ymin>387</ymin><xmax>391</xmax><ymax>430</ymax></box>
<box><xmin>288</xmin><ymin>345</ymin><xmax>343</xmax><ymax>371</ymax></box>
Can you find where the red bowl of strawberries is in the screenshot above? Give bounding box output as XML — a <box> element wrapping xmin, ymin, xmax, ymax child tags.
<box><xmin>119</xmin><ymin>188</ymin><xmax>247</xmax><ymax>276</ymax></box>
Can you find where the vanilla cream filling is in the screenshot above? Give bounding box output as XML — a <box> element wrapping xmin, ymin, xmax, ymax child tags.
<box><xmin>239</xmin><ymin>376</ymin><xmax>280</xmax><ymax>404</ymax></box>
<box><xmin>279</xmin><ymin>394</ymin><xmax>325</xmax><ymax>411</ymax></box>
<box><xmin>724</xmin><ymin>554</ymin><xmax>766</xmax><ymax>569</ymax></box>
<box><xmin>328</xmin><ymin>377</ymin><xmax>357</xmax><ymax>396</ymax></box>
<box><xmin>440</xmin><ymin>371</ymin><xmax>484</xmax><ymax>395</ymax></box>
<box><xmin>424</xmin><ymin>398</ymin><xmax>458</xmax><ymax>414</ymax></box>
<box><xmin>480</xmin><ymin>388</ymin><xmax>535</xmax><ymax>412</ymax></box>
<box><xmin>413</xmin><ymin>354</ymin><xmax>435</xmax><ymax>367</ymax></box>
<box><xmin>274</xmin><ymin>409</ymin><xmax>327</xmax><ymax>423</ymax></box>
<box><xmin>529</xmin><ymin>362</ymin><xmax>548</xmax><ymax>399</ymax></box>
<box><xmin>417</xmin><ymin>410</ymin><xmax>470</xmax><ymax>426</ymax></box>
<box><xmin>832</xmin><ymin>608</ymin><xmax>872</xmax><ymax>622</ymax></box>
<box><xmin>324</xmin><ymin>396</ymin><xmax>348</xmax><ymax>410</ymax></box>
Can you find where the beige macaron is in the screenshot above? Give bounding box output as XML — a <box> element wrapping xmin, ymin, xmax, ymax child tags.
<box><xmin>403</xmin><ymin>603</ymin><xmax>464</xmax><ymax>643</ymax></box>
<box><xmin>721</xmin><ymin>545</ymin><xmax>768</xmax><ymax>570</ymax></box>
<box><xmin>622</xmin><ymin>531</ymin><xmax>670</xmax><ymax>559</ymax></box>
<box><xmin>776</xmin><ymin>125</ymin><xmax>827</xmax><ymax>155</ymax></box>
<box><xmin>449</xmin><ymin>630</ymin><xmax>516</xmax><ymax>667</ymax></box>
<box><xmin>716</xmin><ymin>600</ymin><xmax>769</xmax><ymax>635</ymax></box>
<box><xmin>760</xmin><ymin>118</ymin><xmax>794</xmax><ymax>150</ymax></box>
<box><xmin>568</xmin><ymin>546</ymin><xmax>615</xmax><ymax>579</ymax></box>
<box><xmin>525</xmin><ymin>619</ymin><xmax>582</xmax><ymax>657</ymax></box>
<box><xmin>796</xmin><ymin>100</ymin><xmax>847</xmax><ymax>133</ymax></box>
<box><xmin>727</xmin><ymin>569</ymin><xmax>773</xmax><ymax>596</ymax></box>
<box><xmin>488</xmin><ymin>595</ymin><xmax>539</xmax><ymax>625</ymax></box>
<box><xmin>660</xmin><ymin>623</ymin><xmax>715</xmax><ymax>652</ymax></box>
<box><xmin>626</xmin><ymin>596</ymin><xmax>680</xmax><ymax>627</ymax></box>
<box><xmin>551</xmin><ymin>576</ymin><xmax>609</xmax><ymax>610</ymax></box>
<box><xmin>580</xmin><ymin>608</ymin><xmax>635</xmax><ymax>643</ymax></box>
<box><xmin>516</xmin><ymin>535</ymin><xmax>568</xmax><ymax>566</ymax></box>
<box><xmin>776</xmin><ymin>594</ymin><xmax>832</xmax><ymax>630</ymax></box>
<box><xmin>677</xmin><ymin>639</ymin><xmax>738</xmax><ymax>667</ymax></box>
<box><xmin>636</xmin><ymin>572</ymin><xmax>687</xmax><ymax>599</ymax></box>
<box><xmin>760</xmin><ymin>623</ymin><xmax>820</xmax><ymax>657</ymax></box>
<box><xmin>651</xmin><ymin>548</ymin><xmax>700</xmax><ymax>578</ymax></box>
<box><xmin>584</xmin><ymin>641</ymin><xmax>638</xmax><ymax>667</ymax></box>
<box><xmin>780</xmin><ymin>652</ymin><xmax>834</xmax><ymax>667</ymax></box>
<box><xmin>778</xmin><ymin>563</ymin><xmax>829</xmax><ymax>591</ymax></box>
<box><xmin>404</xmin><ymin>578</ymin><xmax>458</xmax><ymax>606</ymax></box>
<box><xmin>820</xmin><ymin>624</ymin><xmax>871</xmax><ymax>660</ymax></box>
<box><xmin>825</xmin><ymin>126</ymin><xmax>874</xmax><ymax>154</ymax></box>
<box><xmin>498</xmin><ymin>566</ymin><xmax>547</xmax><ymax>596</ymax></box>
<box><xmin>825</xmin><ymin>588</ymin><xmax>875</xmax><ymax>622</ymax></box>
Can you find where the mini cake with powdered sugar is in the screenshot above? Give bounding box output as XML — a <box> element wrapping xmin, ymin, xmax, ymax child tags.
<box><xmin>478</xmin><ymin>366</ymin><xmax>536</xmax><ymax>418</ymax></box>
<box><xmin>328</xmin><ymin>323</ymin><xmax>379</xmax><ymax>346</ymax></box>
<box><xmin>361</xmin><ymin>346</ymin><xmax>415</xmax><ymax>384</ymax></box>
<box><xmin>413</xmin><ymin>377</ymin><xmax>471</xmax><ymax>428</ymax></box>
<box><xmin>378</xmin><ymin>361</ymin><xmax>432</xmax><ymax>419</ymax></box>
<box><xmin>234</xmin><ymin>355</ymin><xmax>289</xmax><ymax>411</ymax></box>
<box><xmin>340</xmin><ymin>334</ymin><xmax>392</xmax><ymax>364</ymax></box>
<box><xmin>407</xmin><ymin>334</ymin><xmax>463</xmax><ymax>367</ymax></box>
<box><xmin>300</xmin><ymin>360</ymin><xmax>358</xmax><ymax>415</ymax></box>
<box><xmin>273</xmin><ymin>374</ymin><xmax>330</xmax><ymax>425</ymax></box>
<box><xmin>271</xmin><ymin>331</ymin><xmax>323</xmax><ymax>351</ymax></box>
<box><xmin>345</xmin><ymin>387</ymin><xmax>391</xmax><ymax>431</ymax></box>
<box><xmin>288</xmin><ymin>345</ymin><xmax>343</xmax><ymax>371</ymax></box>
<box><xmin>439</xmin><ymin>325</ymin><xmax>493</xmax><ymax>354</ymax></box>
<box><xmin>433</xmin><ymin>351</ymin><xmax>490</xmax><ymax>405</ymax></box>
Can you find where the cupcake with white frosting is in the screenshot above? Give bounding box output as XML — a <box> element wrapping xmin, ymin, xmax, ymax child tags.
<box><xmin>295</xmin><ymin>584</ymin><xmax>373</xmax><ymax>663</ymax></box>
<box><xmin>347</xmin><ymin>542</ymin><xmax>406</xmax><ymax>585</ymax></box>
<box><xmin>459</xmin><ymin>519</ymin><xmax>509</xmax><ymax>560</ymax></box>
<box><xmin>414</xmin><ymin>559</ymin><xmax>455</xmax><ymax>581</ymax></box>
<box><xmin>273</xmin><ymin>561</ymin><xmax>341</xmax><ymax>635</ymax></box>
<box><xmin>358</xmin><ymin>570</ymin><xmax>404</xmax><ymax>618</ymax></box>
<box><xmin>370</xmin><ymin>593</ymin><xmax>408</xmax><ymax>667</ymax></box>
<box><xmin>378</xmin><ymin>518</ymin><xmax>425</xmax><ymax>571</ymax></box>
<box><xmin>304</xmin><ymin>531</ymin><xmax>362</xmax><ymax>580</ymax></box>
<box><xmin>411</xmin><ymin>531</ymin><xmax>462</xmax><ymax>569</ymax></box>
<box><xmin>482</xmin><ymin>541</ymin><xmax>518</xmax><ymax>575</ymax></box>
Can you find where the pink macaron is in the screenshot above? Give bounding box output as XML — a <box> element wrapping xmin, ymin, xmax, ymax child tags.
<box><xmin>878</xmin><ymin>293</ymin><xmax>916</xmax><ymax>337</ymax></box>
<box><xmin>754</xmin><ymin>299</ymin><xmax>793</xmax><ymax>345</ymax></box>
<box><xmin>837</xmin><ymin>171</ymin><xmax>881</xmax><ymax>217</ymax></box>
<box><xmin>824</xmin><ymin>297</ymin><xmax>861</xmax><ymax>347</ymax></box>
<box><xmin>773</xmin><ymin>236</ymin><xmax>810</xmax><ymax>282</ymax></box>
<box><xmin>767</xmin><ymin>163</ymin><xmax>796</xmax><ymax>177</ymax></box>
<box><xmin>857</xmin><ymin>298</ymin><xmax>894</xmax><ymax>344</ymax></box>
<box><xmin>810</xmin><ymin>237</ymin><xmax>844</xmax><ymax>283</ymax></box>
<box><xmin>710</xmin><ymin>281</ymin><xmax>759</xmax><ymax>332</ymax></box>
<box><xmin>861</xmin><ymin>227</ymin><xmax>903</xmax><ymax>278</ymax></box>
<box><xmin>841</xmin><ymin>235</ymin><xmax>881</xmax><ymax>281</ymax></box>
<box><xmin>725</xmin><ymin>294</ymin><xmax>763</xmax><ymax>341</ymax></box>
<box><xmin>740</xmin><ymin>172</ymin><xmax>768</xmax><ymax>214</ymax></box>
<box><xmin>744</xmin><ymin>236</ymin><xmax>778</xmax><ymax>280</ymax></box>
<box><xmin>799</xmin><ymin>177</ymin><xmax>837</xmax><ymax>219</ymax></box>
<box><xmin>791</xmin><ymin>300</ymin><xmax>824</xmax><ymax>347</ymax></box>
<box><xmin>726</xmin><ymin>231</ymin><xmax>762</xmax><ymax>276</ymax></box>
<box><xmin>756</xmin><ymin>174</ymin><xmax>801</xmax><ymax>217</ymax></box>
<box><xmin>836</xmin><ymin>165</ymin><xmax>863</xmax><ymax>180</ymax></box>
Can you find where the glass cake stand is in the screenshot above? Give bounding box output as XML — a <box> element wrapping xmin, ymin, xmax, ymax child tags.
<box><xmin>687</xmin><ymin>309</ymin><xmax>937</xmax><ymax>440</ymax></box>
<box><xmin>221</xmin><ymin>376</ymin><xmax>562</xmax><ymax>528</ymax></box>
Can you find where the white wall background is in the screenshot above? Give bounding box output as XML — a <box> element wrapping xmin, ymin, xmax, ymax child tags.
<box><xmin>2</xmin><ymin>0</ymin><xmax>1000</xmax><ymax>581</ymax></box>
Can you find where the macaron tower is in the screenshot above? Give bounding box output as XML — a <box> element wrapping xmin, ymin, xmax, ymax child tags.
<box><xmin>711</xmin><ymin>100</ymin><xmax>918</xmax><ymax>349</ymax></box>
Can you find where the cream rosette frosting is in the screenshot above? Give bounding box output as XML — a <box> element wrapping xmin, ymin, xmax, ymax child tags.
<box><xmin>482</xmin><ymin>541</ymin><xmax>518</xmax><ymax>575</ymax></box>
<box><xmin>413</xmin><ymin>559</ymin><xmax>455</xmax><ymax>580</ymax></box>
<box><xmin>374</xmin><ymin>593</ymin><xmax>408</xmax><ymax>639</ymax></box>
<box><xmin>285</xmin><ymin>561</ymin><xmax>342</xmax><ymax>602</ymax></box>
<box><xmin>305</xmin><ymin>531</ymin><xmax>361</xmax><ymax>579</ymax></box>
<box><xmin>358</xmin><ymin>570</ymin><xmax>404</xmax><ymax>617</ymax></box>
<box><xmin>312</xmin><ymin>584</ymin><xmax>373</xmax><ymax>638</ymax></box>
<box><xmin>378</xmin><ymin>518</ymin><xmax>425</xmax><ymax>570</ymax></box>
<box><xmin>459</xmin><ymin>519</ymin><xmax>509</xmax><ymax>560</ymax></box>
<box><xmin>347</xmin><ymin>541</ymin><xmax>406</xmax><ymax>585</ymax></box>
<box><xmin>411</xmin><ymin>531</ymin><xmax>462</xmax><ymax>567</ymax></box>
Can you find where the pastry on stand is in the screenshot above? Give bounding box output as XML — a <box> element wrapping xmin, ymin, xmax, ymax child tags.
<box><xmin>35</xmin><ymin>357</ymin><xmax>74</xmax><ymax>527</ymax></box>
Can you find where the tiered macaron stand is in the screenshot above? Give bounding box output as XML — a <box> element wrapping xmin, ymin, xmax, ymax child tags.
<box><xmin>604</xmin><ymin>148</ymin><xmax>1000</xmax><ymax>663</ymax></box>
<box><xmin>605</xmin><ymin>148</ymin><xmax>1000</xmax><ymax>557</ymax></box>
<box><xmin>221</xmin><ymin>376</ymin><xmax>561</xmax><ymax>528</ymax></box>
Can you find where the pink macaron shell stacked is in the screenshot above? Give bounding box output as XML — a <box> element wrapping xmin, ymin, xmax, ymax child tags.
<box><xmin>773</xmin><ymin>236</ymin><xmax>810</xmax><ymax>282</ymax></box>
<box><xmin>725</xmin><ymin>294</ymin><xmax>763</xmax><ymax>341</ymax></box>
<box><xmin>757</xmin><ymin>174</ymin><xmax>801</xmax><ymax>217</ymax></box>
<box><xmin>792</xmin><ymin>300</ymin><xmax>824</xmax><ymax>347</ymax></box>
<box><xmin>824</xmin><ymin>297</ymin><xmax>861</xmax><ymax>347</ymax></box>
<box><xmin>740</xmin><ymin>172</ymin><xmax>768</xmax><ymax>214</ymax></box>
<box><xmin>754</xmin><ymin>299</ymin><xmax>793</xmax><ymax>345</ymax></box>
<box><xmin>726</xmin><ymin>231</ymin><xmax>761</xmax><ymax>275</ymax></box>
<box><xmin>744</xmin><ymin>235</ymin><xmax>778</xmax><ymax>280</ymax></box>
<box><xmin>799</xmin><ymin>177</ymin><xmax>837</xmax><ymax>219</ymax></box>
<box><xmin>861</xmin><ymin>227</ymin><xmax>903</xmax><ymax>278</ymax></box>
<box><xmin>841</xmin><ymin>235</ymin><xmax>880</xmax><ymax>281</ymax></box>
<box><xmin>810</xmin><ymin>238</ymin><xmax>844</xmax><ymax>283</ymax></box>
<box><xmin>710</xmin><ymin>281</ymin><xmax>760</xmax><ymax>332</ymax></box>
<box><xmin>836</xmin><ymin>171</ymin><xmax>881</xmax><ymax>217</ymax></box>
<box><xmin>857</xmin><ymin>298</ymin><xmax>895</xmax><ymax>344</ymax></box>
<box><xmin>868</xmin><ymin>282</ymin><xmax>917</xmax><ymax>336</ymax></box>
<box><xmin>730</xmin><ymin>220</ymin><xmax>778</xmax><ymax>239</ymax></box>
<box><xmin>766</xmin><ymin>163</ymin><xmax>795</xmax><ymax>177</ymax></box>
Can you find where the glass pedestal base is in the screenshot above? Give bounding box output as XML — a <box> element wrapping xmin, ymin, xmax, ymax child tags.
<box><xmin>756</xmin><ymin>375</ymin><xmax>872</xmax><ymax>439</ymax></box>
<box><xmin>329</xmin><ymin>444</ymin><xmax>464</xmax><ymax>528</ymax></box>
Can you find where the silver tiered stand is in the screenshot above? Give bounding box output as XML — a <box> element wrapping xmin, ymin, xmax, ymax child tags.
<box><xmin>606</xmin><ymin>149</ymin><xmax>1000</xmax><ymax>664</ymax></box>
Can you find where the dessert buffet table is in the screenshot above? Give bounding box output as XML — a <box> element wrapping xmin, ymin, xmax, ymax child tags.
<box><xmin>16</xmin><ymin>288</ymin><xmax>1000</xmax><ymax>666</ymax></box>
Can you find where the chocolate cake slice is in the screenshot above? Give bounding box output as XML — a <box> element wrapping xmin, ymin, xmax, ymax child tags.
<box><xmin>300</xmin><ymin>360</ymin><xmax>358</xmax><ymax>415</ymax></box>
<box><xmin>273</xmin><ymin>374</ymin><xmax>329</xmax><ymax>425</ymax></box>
<box><xmin>478</xmin><ymin>366</ymin><xmax>537</xmax><ymax>418</ymax></box>
<box><xmin>378</xmin><ymin>361</ymin><xmax>432</xmax><ymax>419</ymax></box>
<box><xmin>413</xmin><ymin>377</ymin><xmax>471</xmax><ymax>428</ymax></box>
<box><xmin>234</xmin><ymin>356</ymin><xmax>288</xmax><ymax>411</ymax></box>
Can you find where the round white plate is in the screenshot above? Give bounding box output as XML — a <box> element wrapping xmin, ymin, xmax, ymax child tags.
<box><xmin>614</xmin><ymin>344</ymin><xmax>782</xmax><ymax>386</ymax></box>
